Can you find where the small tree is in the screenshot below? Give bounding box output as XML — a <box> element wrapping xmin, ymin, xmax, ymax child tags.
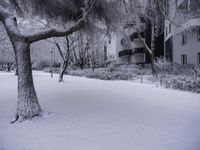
<box><xmin>73</xmin><ymin>31</ymin><xmax>90</xmax><ymax>70</ymax></box>
<box><xmin>58</xmin><ymin>35</ymin><xmax>78</xmax><ymax>82</ymax></box>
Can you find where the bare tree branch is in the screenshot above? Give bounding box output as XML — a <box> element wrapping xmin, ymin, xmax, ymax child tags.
<box><xmin>154</xmin><ymin>0</ymin><xmax>180</xmax><ymax>27</ymax></box>
<box><xmin>0</xmin><ymin>5</ymin><xmax>11</xmax><ymax>20</ymax></box>
<box><xmin>24</xmin><ymin>0</ymin><xmax>98</xmax><ymax>43</ymax></box>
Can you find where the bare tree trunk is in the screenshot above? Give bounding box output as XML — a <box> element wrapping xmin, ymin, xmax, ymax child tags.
<box><xmin>14</xmin><ymin>50</ymin><xmax>18</xmax><ymax>76</ymax></box>
<box><xmin>150</xmin><ymin>22</ymin><xmax>157</xmax><ymax>76</ymax></box>
<box><xmin>58</xmin><ymin>61</ymin><xmax>68</xmax><ymax>82</ymax></box>
<box><xmin>3</xmin><ymin>17</ymin><xmax>41</xmax><ymax>121</ymax></box>
<box><xmin>15</xmin><ymin>66</ymin><xmax>18</xmax><ymax>76</ymax></box>
<box><xmin>57</xmin><ymin>36</ymin><xmax>71</xmax><ymax>82</ymax></box>
<box><xmin>6</xmin><ymin>63</ymin><xmax>11</xmax><ymax>72</ymax></box>
<box><xmin>136</xmin><ymin>29</ymin><xmax>157</xmax><ymax>76</ymax></box>
<box><xmin>16</xmin><ymin>39</ymin><xmax>41</xmax><ymax>119</ymax></box>
<box><xmin>90</xmin><ymin>52</ymin><xmax>96</xmax><ymax>71</ymax></box>
<box><xmin>91</xmin><ymin>60</ymin><xmax>95</xmax><ymax>71</ymax></box>
<box><xmin>80</xmin><ymin>62</ymin><xmax>84</xmax><ymax>70</ymax></box>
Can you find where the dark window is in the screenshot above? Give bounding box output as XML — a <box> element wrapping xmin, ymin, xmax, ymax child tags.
<box><xmin>198</xmin><ymin>53</ymin><xmax>200</xmax><ymax>65</ymax></box>
<box><xmin>108</xmin><ymin>36</ymin><xmax>111</xmax><ymax>44</ymax></box>
<box><xmin>181</xmin><ymin>55</ymin><xmax>187</xmax><ymax>65</ymax></box>
<box><xmin>104</xmin><ymin>45</ymin><xmax>107</xmax><ymax>61</ymax></box>
<box><xmin>130</xmin><ymin>34</ymin><xmax>134</xmax><ymax>41</ymax></box>
<box><xmin>181</xmin><ymin>33</ymin><xmax>187</xmax><ymax>45</ymax></box>
<box><xmin>169</xmin><ymin>23</ymin><xmax>171</xmax><ymax>33</ymax></box>
<box><xmin>119</xmin><ymin>50</ymin><xmax>132</xmax><ymax>57</ymax></box>
<box><xmin>129</xmin><ymin>32</ymin><xmax>144</xmax><ymax>41</ymax></box>
<box><xmin>197</xmin><ymin>29</ymin><xmax>200</xmax><ymax>41</ymax></box>
<box><xmin>165</xmin><ymin>27</ymin><xmax>168</xmax><ymax>37</ymax></box>
<box><xmin>121</xmin><ymin>38</ymin><xmax>126</xmax><ymax>45</ymax></box>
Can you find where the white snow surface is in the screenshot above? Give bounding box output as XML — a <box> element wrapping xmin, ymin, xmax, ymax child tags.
<box><xmin>0</xmin><ymin>71</ymin><xmax>200</xmax><ymax>150</ymax></box>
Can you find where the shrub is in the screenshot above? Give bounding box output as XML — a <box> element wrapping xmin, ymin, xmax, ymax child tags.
<box><xmin>163</xmin><ymin>76</ymin><xmax>200</xmax><ymax>93</ymax></box>
<box><xmin>67</xmin><ymin>67</ymin><xmax>138</xmax><ymax>81</ymax></box>
<box><xmin>43</xmin><ymin>67</ymin><xmax>60</xmax><ymax>74</ymax></box>
<box><xmin>35</xmin><ymin>60</ymin><xmax>50</xmax><ymax>70</ymax></box>
<box><xmin>154</xmin><ymin>58</ymin><xmax>200</xmax><ymax>93</ymax></box>
<box><xmin>155</xmin><ymin>57</ymin><xmax>200</xmax><ymax>77</ymax></box>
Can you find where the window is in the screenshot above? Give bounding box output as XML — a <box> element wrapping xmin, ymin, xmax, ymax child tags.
<box><xmin>169</xmin><ymin>23</ymin><xmax>171</xmax><ymax>33</ymax></box>
<box><xmin>165</xmin><ymin>27</ymin><xmax>168</xmax><ymax>37</ymax></box>
<box><xmin>130</xmin><ymin>34</ymin><xmax>134</xmax><ymax>41</ymax></box>
<box><xmin>198</xmin><ymin>53</ymin><xmax>200</xmax><ymax>65</ymax></box>
<box><xmin>104</xmin><ymin>46</ymin><xmax>107</xmax><ymax>61</ymax></box>
<box><xmin>121</xmin><ymin>38</ymin><xmax>126</xmax><ymax>45</ymax></box>
<box><xmin>197</xmin><ymin>29</ymin><xmax>200</xmax><ymax>41</ymax></box>
<box><xmin>181</xmin><ymin>55</ymin><xmax>187</xmax><ymax>65</ymax></box>
<box><xmin>108</xmin><ymin>36</ymin><xmax>111</xmax><ymax>44</ymax></box>
<box><xmin>181</xmin><ymin>33</ymin><xmax>187</xmax><ymax>45</ymax></box>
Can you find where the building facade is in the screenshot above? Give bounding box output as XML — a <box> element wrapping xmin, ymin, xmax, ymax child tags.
<box><xmin>106</xmin><ymin>25</ymin><xmax>147</xmax><ymax>65</ymax></box>
<box><xmin>165</xmin><ymin>0</ymin><xmax>200</xmax><ymax>65</ymax></box>
<box><xmin>106</xmin><ymin>0</ymin><xmax>165</xmax><ymax>65</ymax></box>
<box><xmin>118</xmin><ymin>24</ymin><xmax>147</xmax><ymax>64</ymax></box>
<box><xmin>106</xmin><ymin>32</ymin><xmax>119</xmax><ymax>63</ymax></box>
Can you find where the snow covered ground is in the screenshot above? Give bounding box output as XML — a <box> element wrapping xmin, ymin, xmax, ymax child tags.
<box><xmin>0</xmin><ymin>71</ymin><xmax>200</xmax><ymax>150</ymax></box>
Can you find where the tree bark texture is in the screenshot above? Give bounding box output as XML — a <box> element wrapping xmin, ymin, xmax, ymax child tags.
<box><xmin>3</xmin><ymin>17</ymin><xmax>41</xmax><ymax>119</ymax></box>
<box><xmin>58</xmin><ymin>62</ymin><xmax>68</xmax><ymax>82</ymax></box>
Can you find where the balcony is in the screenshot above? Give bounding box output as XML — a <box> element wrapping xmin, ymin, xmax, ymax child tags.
<box><xmin>177</xmin><ymin>0</ymin><xmax>187</xmax><ymax>7</ymax></box>
<box><xmin>176</xmin><ymin>17</ymin><xmax>200</xmax><ymax>34</ymax></box>
<box><xmin>134</xmin><ymin>48</ymin><xmax>145</xmax><ymax>53</ymax></box>
<box><xmin>130</xmin><ymin>32</ymin><xmax>144</xmax><ymax>41</ymax></box>
<box><xmin>118</xmin><ymin>48</ymin><xmax>145</xmax><ymax>57</ymax></box>
<box><xmin>119</xmin><ymin>50</ymin><xmax>132</xmax><ymax>57</ymax></box>
<box><xmin>124</xmin><ymin>21</ymin><xmax>136</xmax><ymax>29</ymax></box>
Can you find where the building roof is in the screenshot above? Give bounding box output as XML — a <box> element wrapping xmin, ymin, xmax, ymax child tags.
<box><xmin>176</xmin><ymin>17</ymin><xmax>200</xmax><ymax>34</ymax></box>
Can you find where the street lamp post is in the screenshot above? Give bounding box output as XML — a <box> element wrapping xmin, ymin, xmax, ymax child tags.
<box><xmin>50</xmin><ymin>49</ymin><xmax>53</xmax><ymax>78</ymax></box>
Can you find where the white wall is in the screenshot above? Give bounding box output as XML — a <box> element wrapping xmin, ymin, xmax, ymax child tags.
<box><xmin>173</xmin><ymin>29</ymin><xmax>200</xmax><ymax>65</ymax></box>
<box><xmin>107</xmin><ymin>29</ymin><xmax>146</xmax><ymax>64</ymax></box>
<box><xmin>132</xmin><ymin>53</ymin><xmax>145</xmax><ymax>64</ymax></box>
<box><xmin>107</xmin><ymin>33</ymin><xmax>118</xmax><ymax>62</ymax></box>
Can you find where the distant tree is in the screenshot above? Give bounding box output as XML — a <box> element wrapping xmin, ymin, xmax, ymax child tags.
<box><xmin>87</xmin><ymin>33</ymin><xmax>107</xmax><ymax>71</ymax></box>
<box><xmin>73</xmin><ymin>31</ymin><xmax>90</xmax><ymax>70</ymax></box>
<box><xmin>0</xmin><ymin>23</ymin><xmax>16</xmax><ymax>72</ymax></box>
<box><xmin>58</xmin><ymin>35</ymin><xmax>78</xmax><ymax>82</ymax></box>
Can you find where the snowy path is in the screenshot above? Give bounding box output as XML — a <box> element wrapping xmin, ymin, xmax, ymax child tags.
<box><xmin>0</xmin><ymin>71</ymin><xmax>200</xmax><ymax>150</ymax></box>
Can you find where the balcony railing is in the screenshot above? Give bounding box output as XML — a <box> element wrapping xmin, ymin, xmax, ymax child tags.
<box><xmin>177</xmin><ymin>0</ymin><xmax>187</xmax><ymax>7</ymax></box>
<box><xmin>176</xmin><ymin>17</ymin><xmax>200</xmax><ymax>34</ymax></box>
<box><xmin>118</xmin><ymin>48</ymin><xmax>145</xmax><ymax>57</ymax></box>
<box><xmin>119</xmin><ymin>50</ymin><xmax>132</xmax><ymax>57</ymax></box>
<box><xmin>130</xmin><ymin>32</ymin><xmax>144</xmax><ymax>41</ymax></box>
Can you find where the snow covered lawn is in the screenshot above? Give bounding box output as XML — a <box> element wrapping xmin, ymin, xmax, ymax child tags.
<box><xmin>0</xmin><ymin>71</ymin><xmax>200</xmax><ymax>150</ymax></box>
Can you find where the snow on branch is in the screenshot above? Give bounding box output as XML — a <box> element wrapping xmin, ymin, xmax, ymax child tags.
<box><xmin>25</xmin><ymin>20</ymin><xmax>84</xmax><ymax>43</ymax></box>
<box><xmin>0</xmin><ymin>5</ymin><xmax>11</xmax><ymax>20</ymax></box>
<box><xmin>24</xmin><ymin>0</ymin><xmax>98</xmax><ymax>43</ymax></box>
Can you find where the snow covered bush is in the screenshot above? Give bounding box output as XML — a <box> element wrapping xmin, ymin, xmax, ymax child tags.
<box><xmin>35</xmin><ymin>60</ymin><xmax>50</xmax><ymax>70</ymax></box>
<box><xmin>155</xmin><ymin>58</ymin><xmax>200</xmax><ymax>93</ymax></box>
<box><xmin>43</xmin><ymin>67</ymin><xmax>60</xmax><ymax>74</ymax></box>
<box><xmin>67</xmin><ymin>69</ymin><xmax>87</xmax><ymax>77</ymax></box>
<box><xmin>85</xmin><ymin>70</ymin><xmax>136</xmax><ymax>80</ymax></box>
<box><xmin>155</xmin><ymin>57</ymin><xmax>200</xmax><ymax>77</ymax></box>
<box><xmin>0</xmin><ymin>67</ymin><xmax>4</xmax><ymax>71</ymax></box>
<box><xmin>67</xmin><ymin>68</ymin><xmax>138</xmax><ymax>80</ymax></box>
<box><xmin>163</xmin><ymin>76</ymin><xmax>200</xmax><ymax>93</ymax></box>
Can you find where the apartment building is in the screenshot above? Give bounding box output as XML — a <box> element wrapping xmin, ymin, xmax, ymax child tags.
<box><xmin>106</xmin><ymin>0</ymin><xmax>164</xmax><ymax>65</ymax></box>
<box><xmin>106</xmin><ymin>23</ymin><xmax>148</xmax><ymax>64</ymax></box>
<box><xmin>165</xmin><ymin>0</ymin><xmax>200</xmax><ymax>65</ymax></box>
